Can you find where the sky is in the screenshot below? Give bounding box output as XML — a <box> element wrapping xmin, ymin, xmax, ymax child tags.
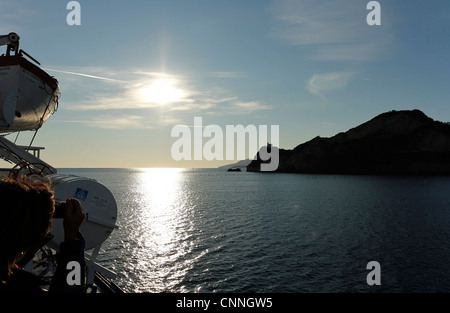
<box><xmin>1</xmin><ymin>0</ymin><xmax>450</xmax><ymax>168</ymax></box>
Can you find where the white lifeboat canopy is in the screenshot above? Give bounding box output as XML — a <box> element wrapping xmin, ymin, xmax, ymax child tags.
<box><xmin>46</xmin><ymin>174</ymin><xmax>118</xmax><ymax>251</ymax></box>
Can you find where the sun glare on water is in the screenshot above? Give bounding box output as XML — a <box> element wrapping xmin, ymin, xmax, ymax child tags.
<box><xmin>139</xmin><ymin>79</ymin><xmax>186</xmax><ymax>105</ymax></box>
<box><xmin>131</xmin><ymin>168</ymin><xmax>194</xmax><ymax>291</ymax></box>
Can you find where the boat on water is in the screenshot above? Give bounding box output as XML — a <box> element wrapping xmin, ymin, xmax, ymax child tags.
<box><xmin>0</xmin><ymin>33</ymin><xmax>123</xmax><ymax>293</ymax></box>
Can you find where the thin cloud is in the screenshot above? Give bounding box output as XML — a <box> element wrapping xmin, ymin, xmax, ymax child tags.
<box><xmin>67</xmin><ymin>92</ymin><xmax>160</xmax><ymax>111</ymax></box>
<box><xmin>306</xmin><ymin>72</ymin><xmax>356</xmax><ymax>96</ymax></box>
<box><xmin>53</xmin><ymin>66</ymin><xmax>269</xmax><ymax>116</ymax></box>
<box><xmin>313</xmin><ymin>43</ymin><xmax>383</xmax><ymax>62</ymax></box>
<box><xmin>204</xmin><ymin>100</ymin><xmax>272</xmax><ymax>116</ymax></box>
<box><xmin>0</xmin><ymin>1</ymin><xmax>38</xmax><ymax>33</ymax></box>
<box><xmin>233</xmin><ymin>101</ymin><xmax>271</xmax><ymax>113</ymax></box>
<box><xmin>169</xmin><ymin>102</ymin><xmax>214</xmax><ymax>112</ymax></box>
<box><xmin>70</xmin><ymin>115</ymin><xmax>154</xmax><ymax>130</ymax></box>
<box><xmin>211</xmin><ymin>72</ymin><xmax>245</xmax><ymax>78</ymax></box>
<box><xmin>158</xmin><ymin>117</ymin><xmax>183</xmax><ymax>126</ymax></box>
<box><xmin>62</xmin><ymin>69</ymin><xmax>192</xmax><ymax>111</ymax></box>
<box><xmin>206</xmin><ymin>96</ymin><xmax>239</xmax><ymax>104</ymax></box>
<box><xmin>269</xmin><ymin>0</ymin><xmax>393</xmax><ymax>61</ymax></box>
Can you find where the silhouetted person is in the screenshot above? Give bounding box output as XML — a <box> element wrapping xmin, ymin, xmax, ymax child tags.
<box><xmin>0</xmin><ymin>175</ymin><xmax>86</xmax><ymax>292</ymax></box>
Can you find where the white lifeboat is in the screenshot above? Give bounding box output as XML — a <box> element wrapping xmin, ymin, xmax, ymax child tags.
<box><xmin>0</xmin><ymin>33</ymin><xmax>59</xmax><ymax>132</ymax></box>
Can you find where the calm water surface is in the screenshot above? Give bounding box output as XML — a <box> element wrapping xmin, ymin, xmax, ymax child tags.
<box><xmin>60</xmin><ymin>168</ymin><xmax>450</xmax><ymax>293</ymax></box>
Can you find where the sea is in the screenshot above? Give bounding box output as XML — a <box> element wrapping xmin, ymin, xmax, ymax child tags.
<box><xmin>58</xmin><ymin>168</ymin><xmax>450</xmax><ymax>293</ymax></box>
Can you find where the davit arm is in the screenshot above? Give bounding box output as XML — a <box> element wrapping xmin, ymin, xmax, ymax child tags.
<box><xmin>0</xmin><ymin>32</ymin><xmax>20</xmax><ymax>55</ymax></box>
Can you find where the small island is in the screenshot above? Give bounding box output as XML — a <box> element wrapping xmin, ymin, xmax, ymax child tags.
<box><xmin>248</xmin><ymin>110</ymin><xmax>450</xmax><ymax>175</ymax></box>
<box><xmin>218</xmin><ymin>159</ymin><xmax>251</xmax><ymax>172</ymax></box>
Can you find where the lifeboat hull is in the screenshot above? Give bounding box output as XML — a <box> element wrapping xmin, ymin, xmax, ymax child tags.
<box><xmin>0</xmin><ymin>55</ymin><xmax>59</xmax><ymax>132</ymax></box>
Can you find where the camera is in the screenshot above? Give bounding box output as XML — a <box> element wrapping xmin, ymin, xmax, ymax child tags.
<box><xmin>53</xmin><ymin>201</ymin><xmax>67</xmax><ymax>218</ymax></box>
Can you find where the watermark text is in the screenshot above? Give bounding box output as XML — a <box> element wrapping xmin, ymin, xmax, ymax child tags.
<box><xmin>366</xmin><ymin>1</ymin><xmax>381</xmax><ymax>26</ymax></box>
<box><xmin>66</xmin><ymin>1</ymin><xmax>81</xmax><ymax>26</ymax></box>
<box><xmin>171</xmin><ymin>117</ymin><xmax>279</xmax><ymax>171</ymax></box>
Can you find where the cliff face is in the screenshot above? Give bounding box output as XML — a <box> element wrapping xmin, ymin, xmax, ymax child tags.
<box><xmin>247</xmin><ymin>110</ymin><xmax>450</xmax><ymax>175</ymax></box>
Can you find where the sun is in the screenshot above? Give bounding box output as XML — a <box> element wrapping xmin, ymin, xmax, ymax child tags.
<box><xmin>139</xmin><ymin>79</ymin><xmax>185</xmax><ymax>105</ymax></box>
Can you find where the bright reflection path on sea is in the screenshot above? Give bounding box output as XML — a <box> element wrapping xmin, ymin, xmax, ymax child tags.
<box><xmin>126</xmin><ymin>168</ymin><xmax>194</xmax><ymax>292</ymax></box>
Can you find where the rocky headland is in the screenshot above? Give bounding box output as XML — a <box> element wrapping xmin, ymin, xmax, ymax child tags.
<box><xmin>247</xmin><ymin>110</ymin><xmax>450</xmax><ymax>175</ymax></box>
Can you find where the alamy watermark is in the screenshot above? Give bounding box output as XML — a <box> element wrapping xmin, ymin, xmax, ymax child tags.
<box><xmin>66</xmin><ymin>261</ymin><xmax>82</xmax><ymax>286</ymax></box>
<box><xmin>171</xmin><ymin>117</ymin><xmax>280</xmax><ymax>171</ymax></box>
<box><xmin>65</xmin><ymin>1</ymin><xmax>381</xmax><ymax>27</ymax></box>
<box><xmin>366</xmin><ymin>1</ymin><xmax>381</xmax><ymax>26</ymax></box>
<box><xmin>66</xmin><ymin>1</ymin><xmax>81</xmax><ymax>26</ymax></box>
<box><xmin>366</xmin><ymin>261</ymin><xmax>381</xmax><ymax>286</ymax></box>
